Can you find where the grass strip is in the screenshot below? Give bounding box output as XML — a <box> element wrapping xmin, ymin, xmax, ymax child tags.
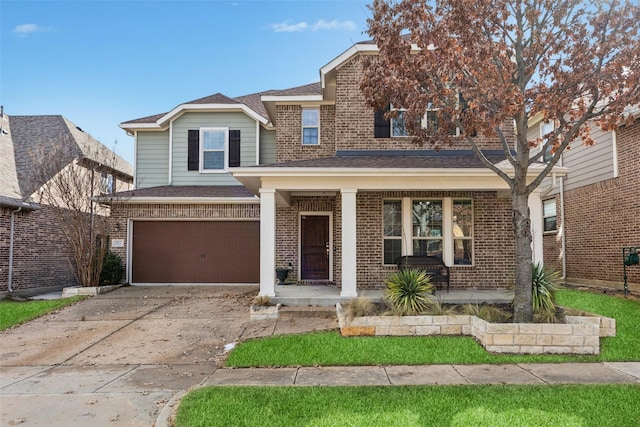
<box><xmin>175</xmin><ymin>384</ymin><xmax>640</xmax><ymax>427</ymax></box>
<box><xmin>0</xmin><ymin>296</ymin><xmax>86</xmax><ymax>331</ymax></box>
<box><xmin>227</xmin><ymin>289</ymin><xmax>640</xmax><ymax>367</ymax></box>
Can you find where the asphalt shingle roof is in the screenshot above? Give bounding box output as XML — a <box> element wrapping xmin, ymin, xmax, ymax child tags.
<box><xmin>0</xmin><ymin>114</ymin><xmax>133</xmax><ymax>208</ymax></box>
<box><xmin>112</xmin><ymin>185</ymin><xmax>257</xmax><ymax>199</ymax></box>
<box><xmin>258</xmin><ymin>150</ymin><xmax>510</xmax><ymax>169</ymax></box>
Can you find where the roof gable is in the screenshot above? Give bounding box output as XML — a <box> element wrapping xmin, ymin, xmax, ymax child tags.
<box><xmin>1</xmin><ymin>114</ymin><xmax>133</xmax><ymax>207</ymax></box>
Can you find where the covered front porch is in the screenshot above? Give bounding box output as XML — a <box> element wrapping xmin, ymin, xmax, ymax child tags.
<box><xmin>232</xmin><ymin>150</ymin><xmax>564</xmax><ymax>304</ymax></box>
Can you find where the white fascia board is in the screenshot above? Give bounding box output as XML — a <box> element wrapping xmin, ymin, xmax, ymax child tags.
<box><xmin>121</xmin><ymin>104</ymin><xmax>268</xmax><ymax>131</ymax></box>
<box><xmin>320</xmin><ymin>43</ymin><xmax>379</xmax><ymax>88</ymax></box>
<box><xmin>120</xmin><ymin>122</ymin><xmax>169</xmax><ymax>131</ymax></box>
<box><xmin>231</xmin><ymin>165</ymin><xmax>567</xmax><ymax>178</ymax></box>
<box><xmin>115</xmin><ymin>197</ymin><xmax>259</xmax><ymax>204</ymax></box>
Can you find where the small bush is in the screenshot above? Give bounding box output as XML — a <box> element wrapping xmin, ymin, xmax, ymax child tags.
<box><xmin>384</xmin><ymin>268</ymin><xmax>434</xmax><ymax>315</ymax></box>
<box><xmin>99</xmin><ymin>252</ymin><xmax>124</xmax><ymax>286</ymax></box>
<box><xmin>462</xmin><ymin>303</ymin><xmax>511</xmax><ymax>323</ymax></box>
<box><xmin>425</xmin><ymin>300</ymin><xmax>459</xmax><ymax>315</ymax></box>
<box><xmin>253</xmin><ymin>296</ymin><xmax>273</xmax><ymax>306</ymax></box>
<box><xmin>344</xmin><ymin>297</ymin><xmax>378</xmax><ymax>319</ymax></box>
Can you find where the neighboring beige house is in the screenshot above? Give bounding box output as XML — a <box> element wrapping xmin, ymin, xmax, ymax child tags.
<box><xmin>114</xmin><ymin>41</ymin><xmax>568</xmax><ymax>300</ymax></box>
<box><xmin>0</xmin><ymin>112</ymin><xmax>133</xmax><ymax>296</ymax></box>
<box><xmin>531</xmin><ymin>108</ymin><xmax>640</xmax><ymax>291</ymax></box>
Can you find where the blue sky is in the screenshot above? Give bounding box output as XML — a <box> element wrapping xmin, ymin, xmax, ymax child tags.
<box><xmin>1</xmin><ymin>0</ymin><xmax>372</xmax><ymax>164</ymax></box>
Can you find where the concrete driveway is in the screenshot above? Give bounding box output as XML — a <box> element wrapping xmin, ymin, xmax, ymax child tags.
<box><xmin>0</xmin><ymin>285</ymin><xmax>336</xmax><ymax>426</ymax></box>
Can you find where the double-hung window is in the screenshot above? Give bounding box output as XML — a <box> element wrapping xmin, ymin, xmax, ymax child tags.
<box><xmin>541</xmin><ymin>121</ymin><xmax>555</xmax><ymax>162</ymax></box>
<box><xmin>412</xmin><ymin>200</ymin><xmax>443</xmax><ymax>258</ymax></box>
<box><xmin>452</xmin><ymin>199</ymin><xmax>473</xmax><ymax>265</ymax></box>
<box><xmin>391</xmin><ymin>109</ymin><xmax>409</xmax><ymax>137</ymax></box>
<box><xmin>543</xmin><ymin>199</ymin><xmax>557</xmax><ymax>232</ymax></box>
<box><xmin>375</xmin><ymin>104</ymin><xmax>459</xmax><ymax>138</ymax></box>
<box><xmin>201</xmin><ymin>128</ymin><xmax>227</xmax><ymax>172</ymax></box>
<box><xmin>383</xmin><ymin>200</ymin><xmax>403</xmax><ymax>265</ymax></box>
<box><xmin>302</xmin><ymin>109</ymin><xmax>319</xmax><ymax>145</ymax></box>
<box><xmin>101</xmin><ymin>172</ymin><xmax>114</xmax><ymax>194</ymax></box>
<box><xmin>383</xmin><ymin>198</ymin><xmax>474</xmax><ymax>266</ymax></box>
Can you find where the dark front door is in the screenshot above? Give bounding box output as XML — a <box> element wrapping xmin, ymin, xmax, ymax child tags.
<box><xmin>301</xmin><ymin>215</ymin><xmax>330</xmax><ymax>280</ymax></box>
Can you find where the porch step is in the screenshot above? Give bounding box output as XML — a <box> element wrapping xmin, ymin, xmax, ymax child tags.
<box><xmin>278</xmin><ymin>306</ymin><xmax>337</xmax><ymax>319</ymax></box>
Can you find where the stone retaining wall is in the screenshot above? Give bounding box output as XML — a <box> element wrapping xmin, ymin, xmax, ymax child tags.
<box><xmin>336</xmin><ymin>304</ymin><xmax>615</xmax><ymax>355</ymax></box>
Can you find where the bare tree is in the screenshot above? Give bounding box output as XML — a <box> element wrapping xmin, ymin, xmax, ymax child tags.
<box><xmin>361</xmin><ymin>0</ymin><xmax>640</xmax><ymax>321</ymax></box>
<box><xmin>30</xmin><ymin>135</ymin><xmax>121</xmax><ymax>287</ymax></box>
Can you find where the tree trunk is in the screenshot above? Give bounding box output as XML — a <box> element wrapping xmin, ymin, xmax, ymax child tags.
<box><xmin>512</xmin><ymin>191</ymin><xmax>533</xmax><ymax>322</ymax></box>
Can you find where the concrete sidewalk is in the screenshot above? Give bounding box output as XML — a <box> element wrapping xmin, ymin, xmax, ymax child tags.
<box><xmin>204</xmin><ymin>362</ymin><xmax>640</xmax><ymax>387</ymax></box>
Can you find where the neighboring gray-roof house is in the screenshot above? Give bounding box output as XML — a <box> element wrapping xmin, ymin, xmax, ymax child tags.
<box><xmin>0</xmin><ymin>112</ymin><xmax>133</xmax><ymax>295</ymax></box>
<box><xmin>112</xmin><ymin>40</ymin><xmax>568</xmax><ymax>302</ymax></box>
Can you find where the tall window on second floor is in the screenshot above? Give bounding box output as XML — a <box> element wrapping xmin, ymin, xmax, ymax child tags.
<box><xmin>201</xmin><ymin>128</ymin><xmax>227</xmax><ymax>171</ymax></box>
<box><xmin>302</xmin><ymin>108</ymin><xmax>319</xmax><ymax>145</ymax></box>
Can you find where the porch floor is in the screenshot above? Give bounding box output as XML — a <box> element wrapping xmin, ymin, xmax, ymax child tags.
<box><xmin>272</xmin><ymin>284</ymin><xmax>514</xmax><ymax>307</ymax></box>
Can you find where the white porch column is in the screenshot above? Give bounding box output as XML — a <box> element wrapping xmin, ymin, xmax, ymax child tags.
<box><xmin>528</xmin><ymin>190</ymin><xmax>544</xmax><ymax>266</ymax></box>
<box><xmin>259</xmin><ymin>188</ymin><xmax>276</xmax><ymax>297</ymax></box>
<box><xmin>341</xmin><ymin>188</ymin><xmax>358</xmax><ymax>298</ymax></box>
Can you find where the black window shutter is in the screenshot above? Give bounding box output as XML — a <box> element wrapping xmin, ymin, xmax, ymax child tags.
<box><xmin>187</xmin><ymin>130</ymin><xmax>199</xmax><ymax>170</ymax></box>
<box><xmin>229</xmin><ymin>129</ymin><xmax>241</xmax><ymax>167</ymax></box>
<box><xmin>374</xmin><ymin>104</ymin><xmax>391</xmax><ymax>138</ymax></box>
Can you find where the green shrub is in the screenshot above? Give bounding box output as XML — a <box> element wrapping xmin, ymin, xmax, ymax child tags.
<box><xmin>462</xmin><ymin>303</ymin><xmax>511</xmax><ymax>323</ymax></box>
<box><xmin>384</xmin><ymin>268</ymin><xmax>434</xmax><ymax>315</ymax></box>
<box><xmin>99</xmin><ymin>252</ymin><xmax>124</xmax><ymax>286</ymax></box>
<box><xmin>532</xmin><ymin>263</ymin><xmax>560</xmax><ymax>318</ymax></box>
<box><xmin>344</xmin><ymin>297</ymin><xmax>378</xmax><ymax>319</ymax></box>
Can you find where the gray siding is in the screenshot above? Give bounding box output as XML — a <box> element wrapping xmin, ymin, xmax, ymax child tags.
<box><xmin>259</xmin><ymin>128</ymin><xmax>277</xmax><ymax>165</ymax></box>
<box><xmin>171</xmin><ymin>112</ymin><xmax>257</xmax><ymax>186</ymax></box>
<box><xmin>529</xmin><ymin>121</ymin><xmax>615</xmax><ymax>195</ymax></box>
<box><xmin>136</xmin><ymin>130</ymin><xmax>169</xmax><ymax>188</ymax></box>
<box><xmin>562</xmin><ymin>127</ymin><xmax>615</xmax><ymax>191</ymax></box>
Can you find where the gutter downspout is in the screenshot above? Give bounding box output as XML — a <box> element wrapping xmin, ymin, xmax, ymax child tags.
<box><xmin>559</xmin><ymin>155</ymin><xmax>567</xmax><ymax>280</ymax></box>
<box><xmin>8</xmin><ymin>206</ymin><xmax>23</xmax><ymax>292</ymax></box>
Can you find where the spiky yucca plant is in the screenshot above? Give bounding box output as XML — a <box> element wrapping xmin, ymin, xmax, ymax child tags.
<box><xmin>532</xmin><ymin>263</ymin><xmax>561</xmax><ymax>319</ymax></box>
<box><xmin>384</xmin><ymin>268</ymin><xmax>434</xmax><ymax>315</ymax></box>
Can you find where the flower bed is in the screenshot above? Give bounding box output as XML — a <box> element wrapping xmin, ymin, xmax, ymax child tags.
<box><xmin>336</xmin><ymin>303</ymin><xmax>615</xmax><ymax>355</ymax></box>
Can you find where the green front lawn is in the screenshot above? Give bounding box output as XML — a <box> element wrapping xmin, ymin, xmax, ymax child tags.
<box><xmin>175</xmin><ymin>384</ymin><xmax>640</xmax><ymax>427</ymax></box>
<box><xmin>0</xmin><ymin>296</ymin><xmax>85</xmax><ymax>331</ymax></box>
<box><xmin>227</xmin><ymin>289</ymin><xmax>640</xmax><ymax>367</ymax></box>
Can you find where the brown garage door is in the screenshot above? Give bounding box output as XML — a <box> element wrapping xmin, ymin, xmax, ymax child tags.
<box><xmin>132</xmin><ymin>221</ymin><xmax>260</xmax><ymax>283</ymax></box>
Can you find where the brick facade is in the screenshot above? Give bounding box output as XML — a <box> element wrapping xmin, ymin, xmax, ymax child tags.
<box><xmin>273</xmin><ymin>191</ymin><xmax>514</xmax><ymax>290</ymax></box>
<box><xmin>1</xmin><ymin>206</ymin><xmax>78</xmax><ymax>293</ymax></box>
<box><xmin>334</xmin><ymin>57</ymin><xmax>513</xmax><ymax>152</ymax></box>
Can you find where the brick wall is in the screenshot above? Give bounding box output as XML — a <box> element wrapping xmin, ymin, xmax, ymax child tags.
<box><xmin>334</xmin><ymin>56</ymin><xmax>513</xmax><ymax>152</ymax></box>
<box><xmin>275</xmin><ymin>105</ymin><xmax>336</xmax><ymax>162</ymax></box>
<box><xmin>562</xmin><ymin>120</ymin><xmax>640</xmax><ymax>286</ymax></box>
<box><xmin>273</xmin><ymin>191</ymin><xmax>514</xmax><ymax>291</ymax></box>
<box><xmin>1</xmin><ymin>206</ymin><xmax>78</xmax><ymax>293</ymax></box>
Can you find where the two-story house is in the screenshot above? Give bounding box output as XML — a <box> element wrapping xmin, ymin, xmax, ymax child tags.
<box><xmin>113</xmin><ymin>41</ymin><xmax>565</xmax><ymax>301</ymax></box>
<box><xmin>0</xmin><ymin>112</ymin><xmax>133</xmax><ymax>296</ymax></box>
<box><xmin>531</xmin><ymin>108</ymin><xmax>640</xmax><ymax>292</ymax></box>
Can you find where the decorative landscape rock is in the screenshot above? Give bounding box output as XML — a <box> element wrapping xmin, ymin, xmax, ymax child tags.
<box><xmin>61</xmin><ymin>284</ymin><xmax>123</xmax><ymax>297</ymax></box>
<box><xmin>250</xmin><ymin>303</ymin><xmax>281</xmax><ymax>320</ymax></box>
<box><xmin>336</xmin><ymin>303</ymin><xmax>615</xmax><ymax>355</ymax></box>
